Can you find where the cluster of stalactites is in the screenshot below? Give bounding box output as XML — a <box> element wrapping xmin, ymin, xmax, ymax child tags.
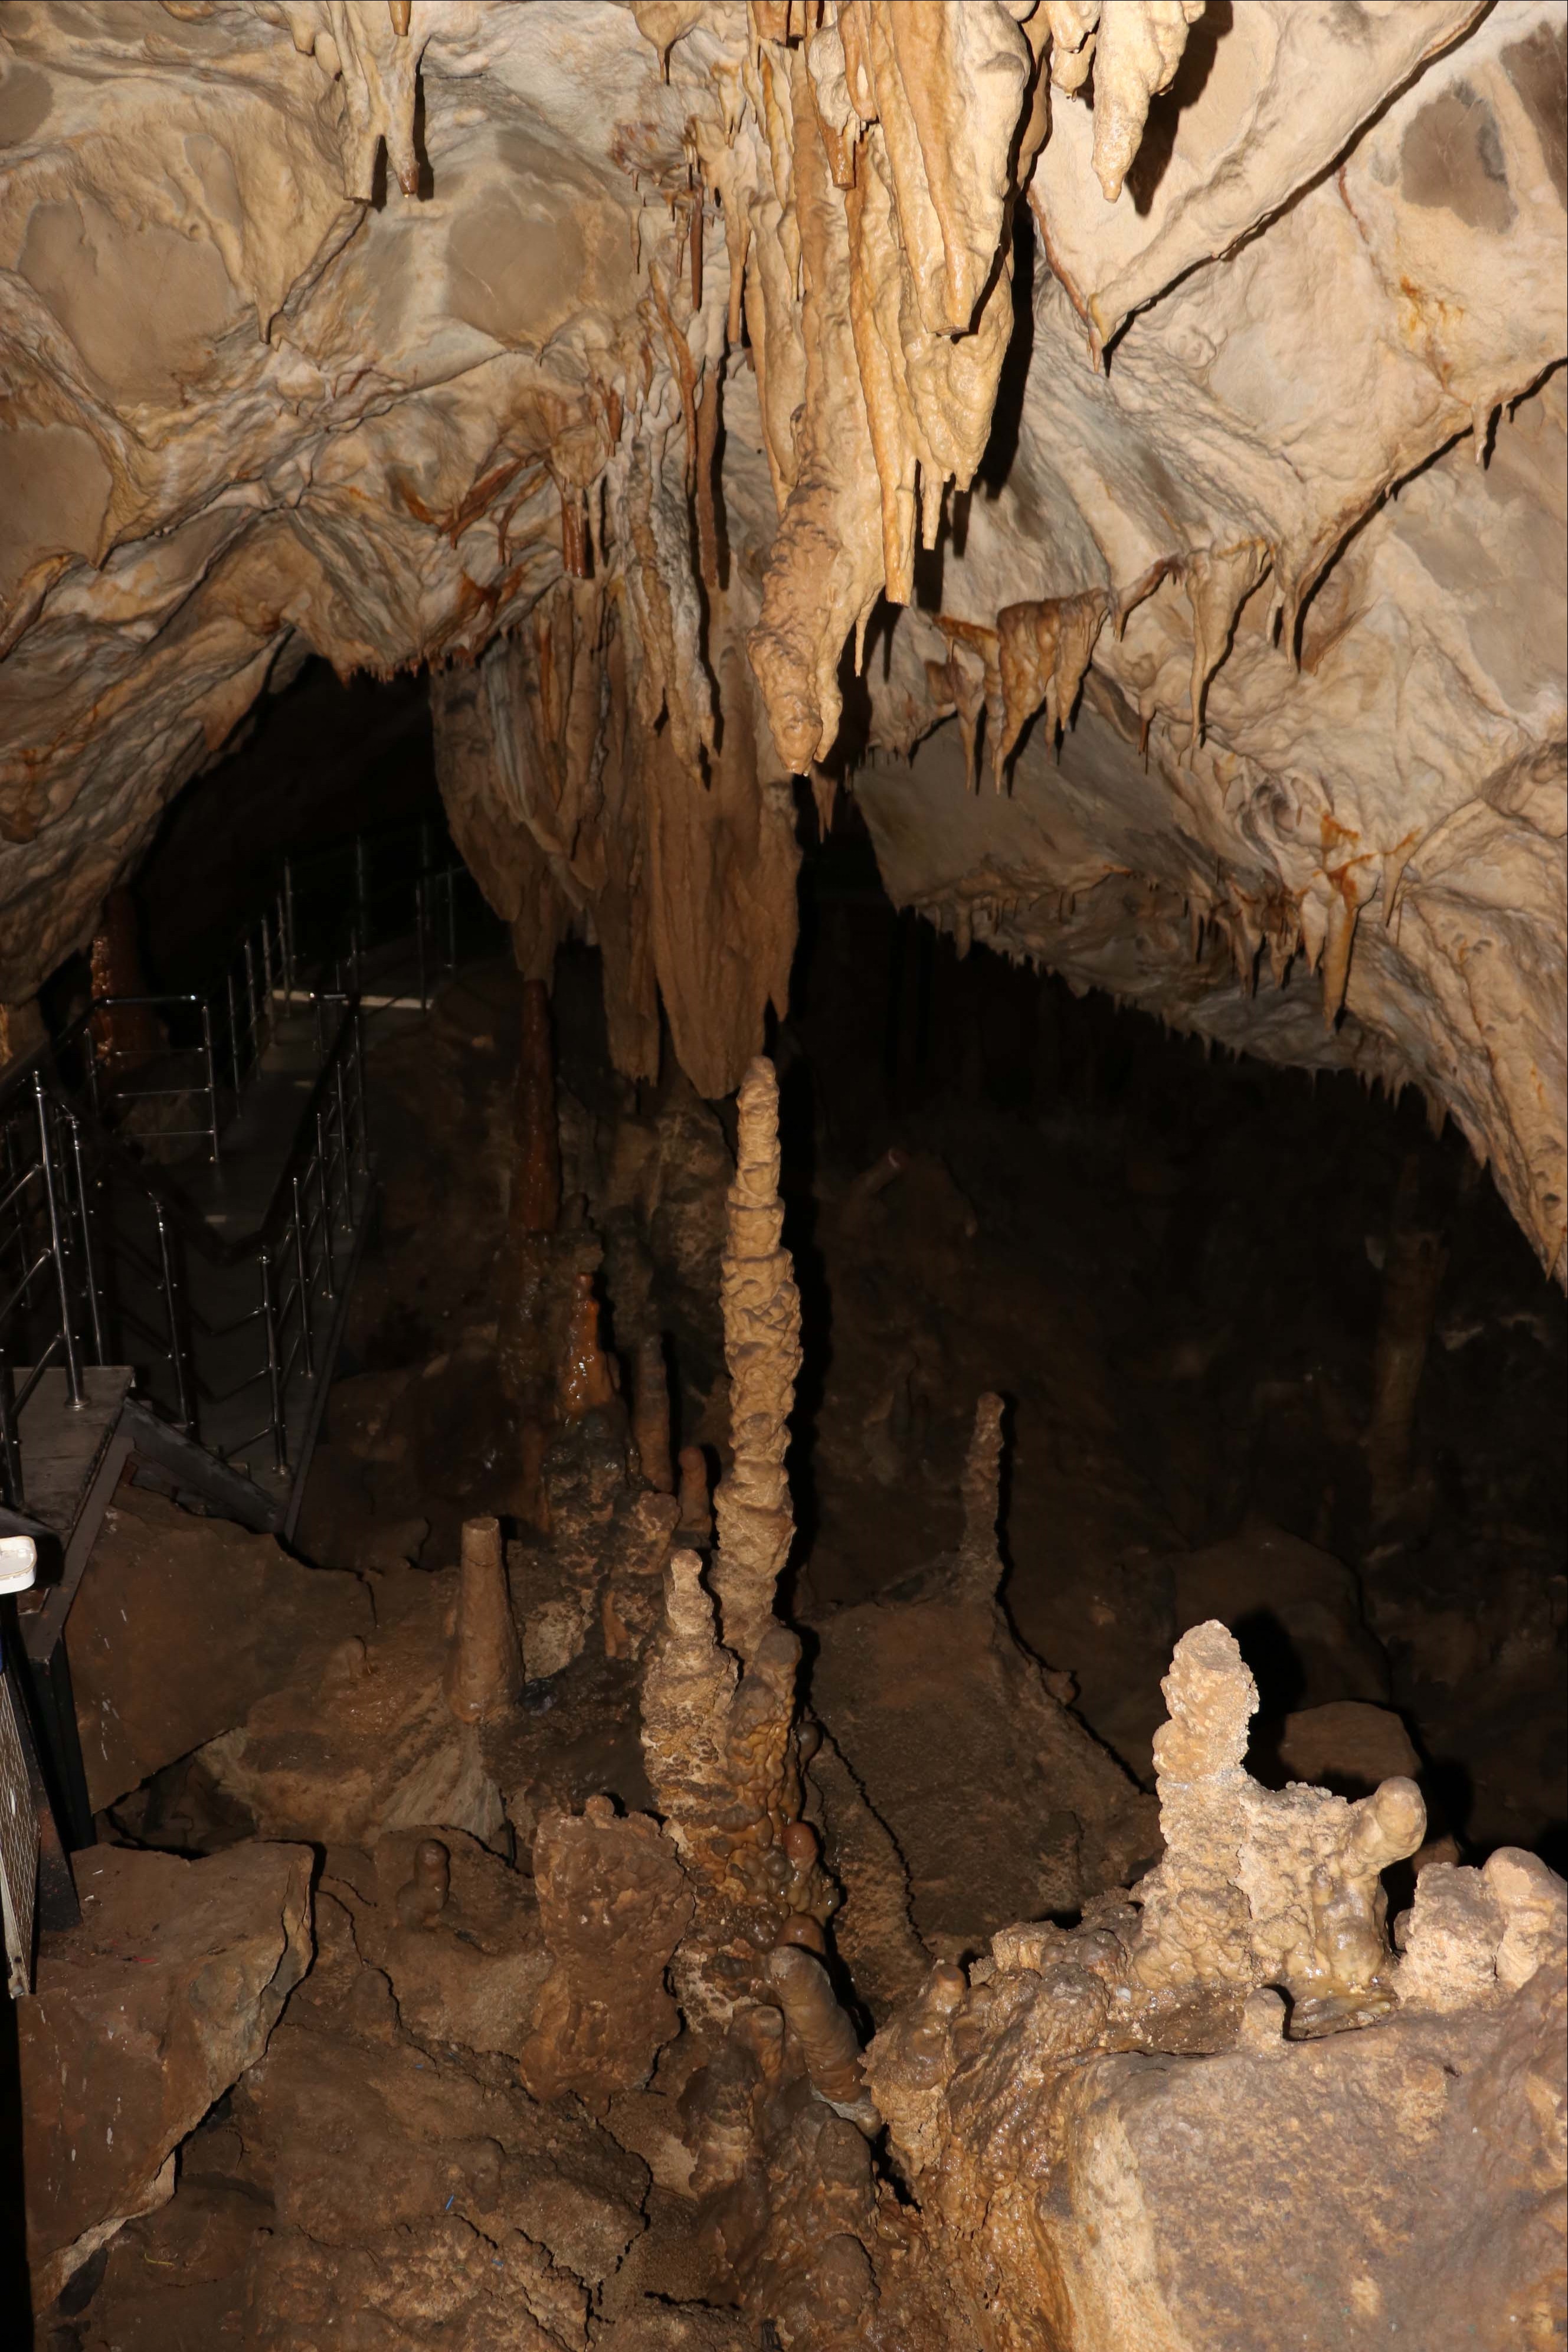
<box><xmin>638</xmin><ymin>2</ymin><xmax>1208</xmax><ymax>773</ymax></box>
<box><xmin>160</xmin><ymin>1</ymin><xmax>430</xmax><ymax>207</ymax></box>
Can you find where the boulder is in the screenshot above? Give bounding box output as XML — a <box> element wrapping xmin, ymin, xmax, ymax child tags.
<box><xmin>19</xmin><ymin>1839</ymin><xmax>312</xmax><ymax>2308</ymax></box>
<box><xmin>329</xmin><ymin>1827</ymin><xmax>553</xmax><ymax>2061</ymax></box>
<box><xmin>66</xmin><ymin>1487</ymin><xmax>372</xmax><ymax>1815</ymax></box>
<box><xmin>1173</xmin><ymin>1524</ymin><xmax>1389</xmax><ymax>1711</ymax></box>
<box><xmin>233</xmin><ymin>2007</ymin><xmax>650</xmax><ymax>2292</ymax></box>
<box><xmin>1043</xmin><ymin>1958</ymin><xmax>1566</xmax><ymax>2351</ymax></box>
<box><xmin>196</xmin><ymin>1566</ymin><xmax>506</xmax><ymax>1850</ymax></box>
<box><xmin>812</xmin><ymin>1569</ymin><xmax>1157</xmax><ymax>1948</ymax></box>
<box><xmin>1274</xmin><ymin>1700</ymin><xmax>1422</xmax><ymax>1798</ymax></box>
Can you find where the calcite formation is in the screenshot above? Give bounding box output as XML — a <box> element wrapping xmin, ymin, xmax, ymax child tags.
<box><xmin>808</xmin><ymin>1391</ymin><xmax>1160</xmax><ymax>1944</ymax></box>
<box><xmin>640</xmin><ymin>1058</ymin><xmax>830</xmax><ymax>2026</ymax></box>
<box><xmin>518</xmin><ymin>1793</ymin><xmax>693</xmax><ymax>2106</ymax></box>
<box><xmin>1</xmin><ymin>1</ymin><xmax>1562</xmax><ymax>1277</ymax></box>
<box><xmin>860</xmin><ymin>1625</ymin><xmax>1567</xmax><ymax>2352</ymax></box>
<box><xmin>15</xmin><ymin>1015</ymin><xmax>1566</xmax><ymax>2344</ymax></box>
<box><xmin>444</xmin><ymin>1512</ymin><xmax>526</xmax><ymax>1723</ymax></box>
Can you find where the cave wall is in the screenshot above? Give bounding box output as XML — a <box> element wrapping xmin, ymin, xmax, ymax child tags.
<box><xmin>0</xmin><ymin>1</ymin><xmax>1563</xmax><ymax>1271</ymax></box>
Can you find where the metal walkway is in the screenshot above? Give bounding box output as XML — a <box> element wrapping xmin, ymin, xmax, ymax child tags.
<box><xmin>0</xmin><ymin>820</ymin><xmax>502</xmax><ymax>1902</ymax></box>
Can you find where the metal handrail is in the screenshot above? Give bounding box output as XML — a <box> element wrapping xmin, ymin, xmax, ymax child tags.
<box><xmin>1</xmin><ymin>814</ymin><xmax>482</xmax><ymax>1162</ymax></box>
<box><xmin>0</xmin><ymin>991</ymin><xmax>369</xmax><ymax>1511</ymax></box>
<box><xmin>1</xmin><ymin>814</ymin><xmax>500</xmax><ymax>1517</ymax></box>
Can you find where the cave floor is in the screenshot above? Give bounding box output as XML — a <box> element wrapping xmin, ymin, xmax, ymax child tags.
<box><xmin>36</xmin><ymin>924</ymin><xmax>1566</xmax><ymax>2349</ymax></box>
<box><xmin>316</xmin><ymin>931</ymin><xmax>1566</xmax><ymax>1877</ymax></box>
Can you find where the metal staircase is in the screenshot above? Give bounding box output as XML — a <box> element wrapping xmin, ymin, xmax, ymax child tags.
<box><xmin>0</xmin><ymin>820</ymin><xmax>499</xmax><ymax>1952</ymax></box>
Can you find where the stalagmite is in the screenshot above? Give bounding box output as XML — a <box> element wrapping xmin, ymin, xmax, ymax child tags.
<box><xmin>87</xmin><ymin>889</ymin><xmax>162</xmax><ymax>1071</ymax></box>
<box><xmin>497</xmin><ymin>975</ymin><xmax>571</xmax><ymax>1434</ymax></box>
<box><xmin>5</xmin><ymin>12</ymin><xmax>1566</xmax><ymax>2344</ymax></box>
<box><xmin>710</xmin><ymin>1058</ymin><xmax>803</xmax><ymax>1667</ymax></box>
<box><xmin>955</xmin><ymin>1389</ymin><xmax>1005</xmax><ymax>1598</ymax></box>
<box><xmin>1366</xmin><ymin>1154</ymin><xmax>1450</xmax><ymax>1522</ymax></box>
<box><xmin>558</xmin><ymin>1272</ymin><xmax>617</xmax><ymax>1423</ymax></box>
<box><xmin>394</xmin><ymin>1839</ymin><xmax>451</xmax><ymax>1931</ymax></box>
<box><xmin>676</xmin><ymin>1444</ymin><xmax>714</xmax><ymax>1547</ymax></box>
<box><xmin>443</xmin><ymin>1516</ymin><xmax>523</xmax><ymax>1726</ymax></box>
<box><xmin>765</xmin><ymin>1942</ymin><xmax>880</xmax><ymax>2128</ymax></box>
<box><xmin>631</xmin><ymin>1333</ymin><xmax>675</xmax><ymax>1494</ymax></box>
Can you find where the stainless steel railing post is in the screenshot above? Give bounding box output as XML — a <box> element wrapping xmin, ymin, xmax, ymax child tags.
<box><xmin>66</xmin><ymin>1110</ymin><xmax>105</xmax><ymax>1368</ymax></box>
<box><xmin>35</xmin><ymin>1075</ymin><xmax>84</xmax><ymax>1407</ymax></box>
<box><xmin>153</xmin><ymin>1200</ymin><xmax>194</xmax><ymax>1432</ymax></box>
<box><xmin>243</xmin><ymin>938</ymin><xmax>261</xmax><ymax>1078</ymax></box>
<box><xmin>260</xmin><ymin>1242</ymin><xmax>287</xmax><ymax>1475</ymax></box>
<box><xmin>260</xmin><ymin>914</ymin><xmax>276</xmax><ymax>1048</ymax></box>
<box><xmin>283</xmin><ymin>859</ymin><xmax>297</xmax><ymax>999</ymax></box>
<box><xmin>227</xmin><ymin>971</ymin><xmax>243</xmax><ymax>1096</ymax></box>
<box><xmin>0</xmin><ymin>1354</ymin><xmax>22</xmax><ymax>1509</ymax></box>
<box><xmin>332</xmin><ymin>1054</ymin><xmax>352</xmax><ymax>1230</ymax></box>
<box><xmin>201</xmin><ymin>999</ymin><xmax>222</xmax><ymax>1164</ymax></box>
<box><xmin>351</xmin><ymin>1011</ymin><xmax>370</xmax><ymax>1177</ymax></box>
<box><xmin>315</xmin><ymin>1113</ymin><xmax>336</xmax><ymax>1298</ymax></box>
<box><xmin>291</xmin><ymin>1175</ymin><xmax>314</xmax><ymax>1379</ymax></box>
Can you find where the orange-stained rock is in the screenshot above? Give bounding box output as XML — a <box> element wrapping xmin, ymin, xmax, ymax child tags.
<box><xmin>519</xmin><ymin>1796</ymin><xmax>693</xmax><ymax>2106</ymax></box>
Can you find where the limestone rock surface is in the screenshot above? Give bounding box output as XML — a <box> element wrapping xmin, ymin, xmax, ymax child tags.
<box><xmin>330</xmin><ymin>1827</ymin><xmax>555</xmax><ymax>2062</ymax></box>
<box><xmin>18</xmin><ymin>1838</ymin><xmax>312</xmax><ymax>2309</ymax></box>
<box><xmin>862</xmin><ymin>1634</ymin><xmax>1567</xmax><ymax>2352</ymax></box>
<box><xmin>195</xmin><ymin>1564</ymin><xmax>507</xmax><ymax>1850</ymax></box>
<box><xmin>65</xmin><ymin>1485</ymin><xmax>372</xmax><ymax>1816</ymax></box>
<box><xmin>0</xmin><ymin>2</ymin><xmax>1562</xmax><ymax>1275</ymax></box>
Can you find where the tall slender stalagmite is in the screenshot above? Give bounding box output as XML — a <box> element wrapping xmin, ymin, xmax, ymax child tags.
<box><xmin>512</xmin><ymin>979</ymin><xmax>562</xmax><ymax>1240</ymax></box>
<box><xmin>640</xmin><ymin>1056</ymin><xmax>832</xmax><ymax>2029</ymax></box>
<box><xmin>499</xmin><ymin>979</ymin><xmax>563</xmax><ymax>1422</ymax></box>
<box><xmin>711</xmin><ymin>1057</ymin><xmax>802</xmax><ymax>1666</ymax></box>
<box><xmin>955</xmin><ymin>1391</ymin><xmax>1005</xmax><ymax>1598</ymax></box>
<box><xmin>632</xmin><ymin>1333</ymin><xmax>675</xmax><ymax>1493</ymax></box>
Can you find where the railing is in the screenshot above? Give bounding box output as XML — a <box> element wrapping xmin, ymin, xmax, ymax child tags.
<box><xmin>1</xmin><ymin>814</ymin><xmax>502</xmax><ymax>1519</ymax></box>
<box><xmin>0</xmin><ymin>992</ymin><xmax>369</xmax><ymax>1513</ymax></box>
<box><xmin>0</xmin><ymin>1075</ymin><xmax>103</xmax><ymax>1509</ymax></box>
<box><xmin>285</xmin><ymin>819</ymin><xmax>483</xmax><ymax>1020</ymax></box>
<box><xmin>81</xmin><ymin>897</ymin><xmax>289</xmax><ymax>1164</ymax></box>
<box><xmin>24</xmin><ymin>822</ymin><xmax>485</xmax><ymax>1183</ymax></box>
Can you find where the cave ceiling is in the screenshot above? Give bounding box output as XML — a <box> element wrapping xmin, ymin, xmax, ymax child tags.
<box><xmin>0</xmin><ymin>1</ymin><xmax>1564</xmax><ymax>1275</ymax></box>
